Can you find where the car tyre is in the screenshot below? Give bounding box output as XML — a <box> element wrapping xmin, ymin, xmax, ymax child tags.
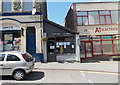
<box><xmin>13</xmin><ymin>70</ymin><xmax>25</xmax><ymax>80</ymax></box>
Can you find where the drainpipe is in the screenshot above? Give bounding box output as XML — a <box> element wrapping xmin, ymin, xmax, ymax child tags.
<box><xmin>75</xmin><ymin>34</ymin><xmax>80</xmax><ymax>63</ymax></box>
<box><xmin>43</xmin><ymin>33</ymin><xmax>47</xmax><ymax>63</ymax></box>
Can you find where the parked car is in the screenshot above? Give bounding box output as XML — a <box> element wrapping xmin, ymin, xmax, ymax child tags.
<box><xmin>0</xmin><ymin>51</ymin><xmax>35</xmax><ymax>80</ymax></box>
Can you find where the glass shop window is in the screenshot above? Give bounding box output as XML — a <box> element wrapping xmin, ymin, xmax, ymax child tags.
<box><xmin>93</xmin><ymin>41</ymin><xmax>102</xmax><ymax>55</ymax></box>
<box><xmin>23</xmin><ymin>0</ymin><xmax>33</xmax><ymax>11</ymax></box>
<box><xmin>13</xmin><ymin>31</ymin><xmax>21</xmax><ymax>51</ymax></box>
<box><xmin>56</xmin><ymin>42</ymin><xmax>75</xmax><ymax>54</ymax></box>
<box><xmin>2</xmin><ymin>0</ymin><xmax>12</xmax><ymax>12</ymax></box>
<box><xmin>102</xmin><ymin>41</ymin><xmax>112</xmax><ymax>54</ymax></box>
<box><xmin>114</xmin><ymin>40</ymin><xmax>120</xmax><ymax>54</ymax></box>
<box><xmin>88</xmin><ymin>11</ymin><xmax>99</xmax><ymax>25</ymax></box>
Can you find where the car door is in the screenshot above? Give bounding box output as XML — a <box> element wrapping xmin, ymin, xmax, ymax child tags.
<box><xmin>0</xmin><ymin>54</ymin><xmax>6</xmax><ymax>75</ymax></box>
<box><xmin>3</xmin><ymin>54</ymin><xmax>21</xmax><ymax>75</ymax></box>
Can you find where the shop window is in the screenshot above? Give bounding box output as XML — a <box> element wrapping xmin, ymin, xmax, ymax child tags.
<box><xmin>102</xmin><ymin>41</ymin><xmax>112</xmax><ymax>54</ymax></box>
<box><xmin>102</xmin><ymin>36</ymin><xmax>112</xmax><ymax>39</ymax></box>
<box><xmin>114</xmin><ymin>40</ymin><xmax>120</xmax><ymax>54</ymax></box>
<box><xmin>111</xmin><ymin>11</ymin><xmax>118</xmax><ymax>24</ymax></box>
<box><xmin>80</xmin><ymin>42</ymin><xmax>85</xmax><ymax>57</ymax></box>
<box><xmin>2</xmin><ymin>0</ymin><xmax>12</xmax><ymax>12</ymax></box>
<box><xmin>88</xmin><ymin>11</ymin><xmax>99</xmax><ymax>25</ymax></box>
<box><xmin>99</xmin><ymin>11</ymin><xmax>111</xmax><ymax>24</ymax></box>
<box><xmin>93</xmin><ymin>41</ymin><xmax>102</xmax><ymax>55</ymax></box>
<box><xmin>23</xmin><ymin>0</ymin><xmax>33</xmax><ymax>11</ymax></box>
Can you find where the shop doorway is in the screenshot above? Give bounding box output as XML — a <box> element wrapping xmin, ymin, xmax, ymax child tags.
<box><xmin>80</xmin><ymin>41</ymin><xmax>93</xmax><ymax>58</ymax></box>
<box><xmin>26</xmin><ymin>27</ymin><xmax>36</xmax><ymax>58</ymax></box>
<box><xmin>84</xmin><ymin>41</ymin><xmax>93</xmax><ymax>58</ymax></box>
<box><xmin>47</xmin><ymin>41</ymin><xmax>56</xmax><ymax>62</ymax></box>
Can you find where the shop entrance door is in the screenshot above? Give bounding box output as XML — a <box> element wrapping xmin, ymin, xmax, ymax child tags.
<box><xmin>84</xmin><ymin>41</ymin><xmax>93</xmax><ymax>58</ymax></box>
<box><xmin>47</xmin><ymin>41</ymin><xmax>56</xmax><ymax>62</ymax></box>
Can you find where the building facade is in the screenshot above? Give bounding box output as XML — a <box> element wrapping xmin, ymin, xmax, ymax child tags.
<box><xmin>64</xmin><ymin>2</ymin><xmax>120</xmax><ymax>60</ymax></box>
<box><xmin>0</xmin><ymin>0</ymin><xmax>47</xmax><ymax>61</ymax></box>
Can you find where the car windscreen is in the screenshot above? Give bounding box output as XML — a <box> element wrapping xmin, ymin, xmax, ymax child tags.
<box><xmin>23</xmin><ymin>53</ymin><xmax>33</xmax><ymax>62</ymax></box>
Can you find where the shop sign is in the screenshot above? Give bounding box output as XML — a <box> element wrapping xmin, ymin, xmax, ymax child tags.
<box><xmin>0</xmin><ymin>24</ymin><xmax>20</xmax><ymax>31</ymax></box>
<box><xmin>95</xmin><ymin>27</ymin><xmax>118</xmax><ymax>33</ymax></box>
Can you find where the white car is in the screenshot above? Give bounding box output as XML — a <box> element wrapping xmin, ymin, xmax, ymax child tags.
<box><xmin>0</xmin><ymin>51</ymin><xmax>35</xmax><ymax>80</ymax></box>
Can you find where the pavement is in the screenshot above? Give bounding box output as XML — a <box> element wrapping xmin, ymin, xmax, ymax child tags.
<box><xmin>34</xmin><ymin>61</ymin><xmax>119</xmax><ymax>73</ymax></box>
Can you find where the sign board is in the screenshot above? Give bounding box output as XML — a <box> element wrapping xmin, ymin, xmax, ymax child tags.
<box><xmin>0</xmin><ymin>24</ymin><xmax>20</xmax><ymax>31</ymax></box>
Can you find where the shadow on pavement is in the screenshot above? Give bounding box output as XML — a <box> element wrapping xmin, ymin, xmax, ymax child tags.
<box><xmin>1</xmin><ymin>71</ymin><xmax>45</xmax><ymax>81</ymax></box>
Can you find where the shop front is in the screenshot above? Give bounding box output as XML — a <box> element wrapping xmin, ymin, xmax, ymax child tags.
<box><xmin>0</xmin><ymin>24</ymin><xmax>21</xmax><ymax>52</ymax></box>
<box><xmin>78</xmin><ymin>25</ymin><xmax>120</xmax><ymax>59</ymax></box>
<box><xmin>43</xmin><ymin>20</ymin><xmax>80</xmax><ymax>62</ymax></box>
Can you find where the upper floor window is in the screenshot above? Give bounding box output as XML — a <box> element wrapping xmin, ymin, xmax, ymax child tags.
<box><xmin>77</xmin><ymin>11</ymin><xmax>88</xmax><ymax>25</ymax></box>
<box><xmin>23</xmin><ymin>0</ymin><xmax>33</xmax><ymax>11</ymax></box>
<box><xmin>99</xmin><ymin>11</ymin><xmax>111</xmax><ymax>24</ymax></box>
<box><xmin>111</xmin><ymin>10</ymin><xmax>118</xmax><ymax>24</ymax></box>
<box><xmin>2</xmin><ymin>0</ymin><xmax>12</xmax><ymax>12</ymax></box>
<box><xmin>77</xmin><ymin>10</ymin><xmax>117</xmax><ymax>26</ymax></box>
<box><xmin>88</xmin><ymin>11</ymin><xmax>99</xmax><ymax>25</ymax></box>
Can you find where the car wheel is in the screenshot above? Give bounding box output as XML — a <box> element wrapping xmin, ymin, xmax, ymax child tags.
<box><xmin>13</xmin><ymin>70</ymin><xmax>25</xmax><ymax>80</ymax></box>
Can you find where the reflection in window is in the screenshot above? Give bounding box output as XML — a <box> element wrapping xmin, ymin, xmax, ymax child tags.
<box><xmin>93</xmin><ymin>41</ymin><xmax>102</xmax><ymax>55</ymax></box>
<box><xmin>2</xmin><ymin>0</ymin><xmax>12</xmax><ymax>12</ymax></box>
<box><xmin>77</xmin><ymin>12</ymin><xmax>87</xmax><ymax>16</ymax></box>
<box><xmin>102</xmin><ymin>41</ymin><xmax>112</xmax><ymax>54</ymax></box>
<box><xmin>100</xmin><ymin>11</ymin><xmax>110</xmax><ymax>15</ymax></box>
<box><xmin>114</xmin><ymin>40</ymin><xmax>120</xmax><ymax>54</ymax></box>
<box><xmin>88</xmin><ymin>11</ymin><xmax>99</xmax><ymax>25</ymax></box>
<box><xmin>111</xmin><ymin>11</ymin><xmax>118</xmax><ymax>24</ymax></box>
<box><xmin>23</xmin><ymin>0</ymin><xmax>33</xmax><ymax>11</ymax></box>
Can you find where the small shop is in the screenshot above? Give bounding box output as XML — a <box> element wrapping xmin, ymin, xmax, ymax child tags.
<box><xmin>43</xmin><ymin>20</ymin><xmax>80</xmax><ymax>62</ymax></box>
<box><xmin>79</xmin><ymin>25</ymin><xmax>120</xmax><ymax>59</ymax></box>
<box><xmin>0</xmin><ymin>24</ymin><xmax>21</xmax><ymax>52</ymax></box>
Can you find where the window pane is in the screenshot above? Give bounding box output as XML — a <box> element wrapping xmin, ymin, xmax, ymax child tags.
<box><xmin>77</xmin><ymin>12</ymin><xmax>87</xmax><ymax>16</ymax></box>
<box><xmin>111</xmin><ymin>11</ymin><xmax>118</xmax><ymax>24</ymax></box>
<box><xmin>23</xmin><ymin>0</ymin><xmax>33</xmax><ymax>11</ymax></box>
<box><xmin>77</xmin><ymin>17</ymin><xmax>82</xmax><ymax>25</ymax></box>
<box><xmin>100</xmin><ymin>11</ymin><xmax>110</xmax><ymax>15</ymax></box>
<box><xmin>100</xmin><ymin>16</ymin><xmax>105</xmax><ymax>24</ymax></box>
<box><xmin>0</xmin><ymin>54</ymin><xmax>5</xmax><ymax>61</ymax></box>
<box><xmin>89</xmin><ymin>11</ymin><xmax>99</xmax><ymax>25</ymax></box>
<box><xmin>80</xmin><ymin>42</ymin><xmax>85</xmax><ymax>58</ymax></box>
<box><xmin>80</xmin><ymin>36</ymin><xmax>89</xmax><ymax>41</ymax></box>
<box><xmin>2</xmin><ymin>0</ymin><xmax>12</xmax><ymax>12</ymax></box>
<box><xmin>102</xmin><ymin>36</ymin><xmax>112</xmax><ymax>39</ymax></box>
<box><xmin>7</xmin><ymin>54</ymin><xmax>20</xmax><ymax>61</ymax></box>
<box><xmin>93</xmin><ymin>41</ymin><xmax>102</xmax><ymax>55</ymax></box>
<box><xmin>90</xmin><ymin>36</ymin><xmax>100</xmax><ymax>40</ymax></box>
<box><xmin>106</xmin><ymin>16</ymin><xmax>111</xmax><ymax>24</ymax></box>
<box><xmin>83</xmin><ymin>17</ymin><xmax>88</xmax><ymax>25</ymax></box>
<box><xmin>114</xmin><ymin>40</ymin><xmax>120</xmax><ymax>54</ymax></box>
<box><xmin>102</xmin><ymin>41</ymin><xmax>112</xmax><ymax>54</ymax></box>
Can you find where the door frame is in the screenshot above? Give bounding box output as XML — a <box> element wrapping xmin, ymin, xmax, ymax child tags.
<box><xmin>84</xmin><ymin>41</ymin><xmax>93</xmax><ymax>58</ymax></box>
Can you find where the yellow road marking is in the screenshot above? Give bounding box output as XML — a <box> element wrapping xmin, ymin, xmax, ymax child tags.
<box><xmin>80</xmin><ymin>71</ymin><xmax>120</xmax><ymax>75</ymax></box>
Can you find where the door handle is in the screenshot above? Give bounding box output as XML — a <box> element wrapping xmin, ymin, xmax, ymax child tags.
<box><xmin>0</xmin><ymin>64</ymin><xmax>3</xmax><ymax>66</ymax></box>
